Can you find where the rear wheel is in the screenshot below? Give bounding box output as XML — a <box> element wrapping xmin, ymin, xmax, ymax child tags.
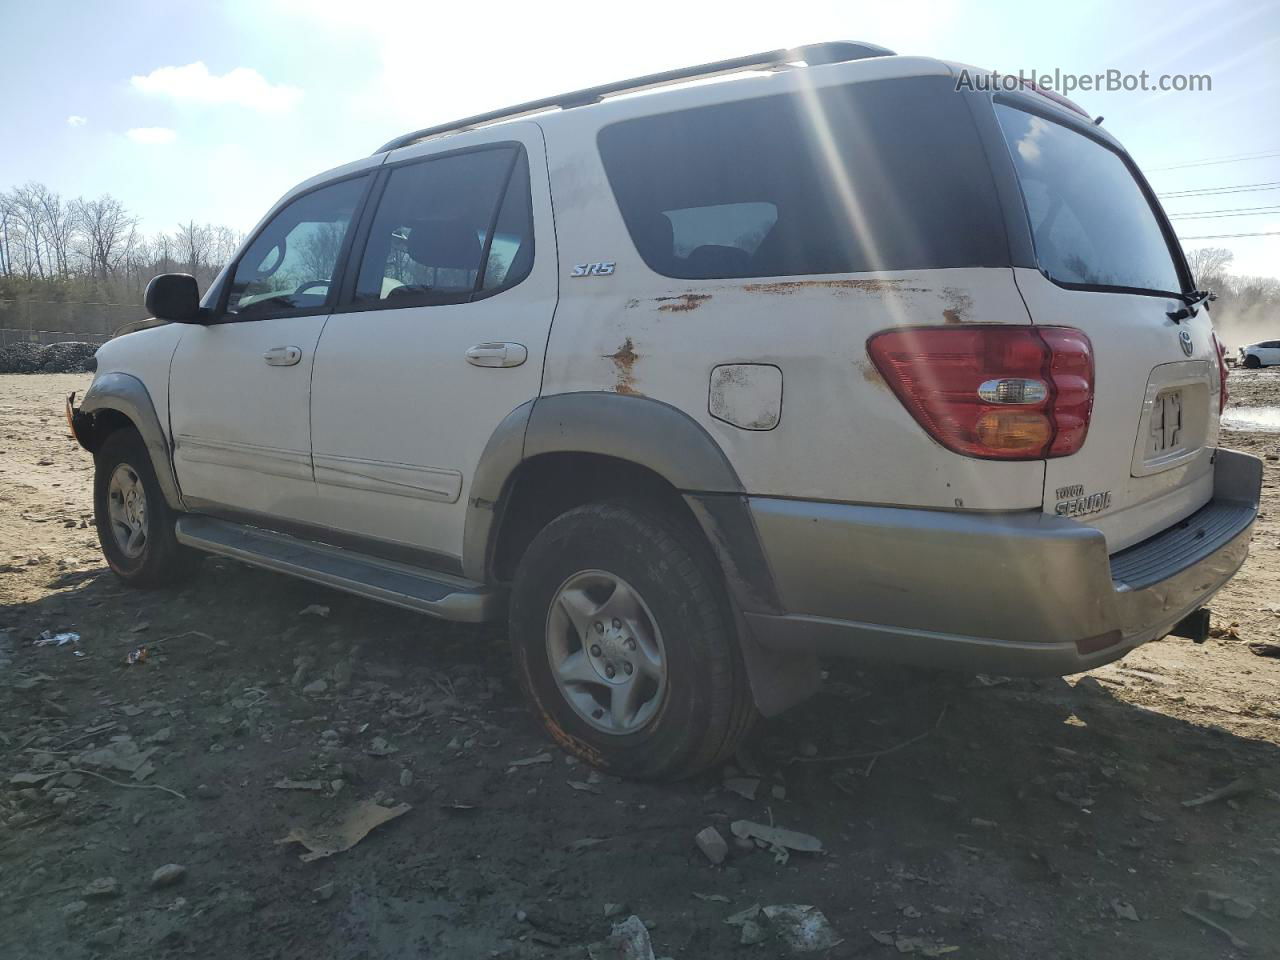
<box><xmin>93</xmin><ymin>429</ymin><xmax>200</xmax><ymax>587</ymax></box>
<box><xmin>509</xmin><ymin>501</ymin><xmax>754</xmax><ymax>780</ymax></box>
<box><xmin>1243</xmin><ymin>354</ymin><xmax>1261</xmax><ymax>369</ymax></box>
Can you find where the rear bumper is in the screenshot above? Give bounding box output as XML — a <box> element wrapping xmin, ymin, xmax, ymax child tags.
<box><xmin>743</xmin><ymin>448</ymin><xmax>1262</xmax><ymax>675</ymax></box>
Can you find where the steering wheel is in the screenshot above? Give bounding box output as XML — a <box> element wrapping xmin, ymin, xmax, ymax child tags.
<box><xmin>293</xmin><ymin>280</ymin><xmax>330</xmax><ymax>296</ymax></box>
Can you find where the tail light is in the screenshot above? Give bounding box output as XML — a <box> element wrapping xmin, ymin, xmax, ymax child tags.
<box><xmin>1211</xmin><ymin>331</ymin><xmax>1229</xmax><ymax>414</ymax></box>
<box><xmin>867</xmin><ymin>325</ymin><xmax>1094</xmax><ymax>460</ymax></box>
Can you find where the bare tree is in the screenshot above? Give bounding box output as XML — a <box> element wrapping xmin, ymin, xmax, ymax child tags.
<box><xmin>72</xmin><ymin>195</ymin><xmax>138</xmax><ymax>281</ymax></box>
<box><xmin>1186</xmin><ymin>246</ymin><xmax>1234</xmax><ymax>289</ymax></box>
<box><xmin>32</xmin><ymin>184</ymin><xmax>75</xmax><ymax>277</ymax></box>
<box><xmin>175</xmin><ymin>220</ymin><xmax>212</xmax><ymax>278</ymax></box>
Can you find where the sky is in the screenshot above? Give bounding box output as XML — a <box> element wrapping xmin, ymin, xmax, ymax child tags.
<box><xmin>1</xmin><ymin>0</ymin><xmax>1278</xmax><ymax>278</ymax></box>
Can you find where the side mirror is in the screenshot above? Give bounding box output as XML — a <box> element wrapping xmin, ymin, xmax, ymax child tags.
<box><xmin>144</xmin><ymin>274</ymin><xmax>204</xmax><ymax>323</ymax></box>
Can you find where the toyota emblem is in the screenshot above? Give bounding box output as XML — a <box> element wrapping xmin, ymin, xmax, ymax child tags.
<box><xmin>1178</xmin><ymin>330</ymin><xmax>1193</xmax><ymax>357</ymax></box>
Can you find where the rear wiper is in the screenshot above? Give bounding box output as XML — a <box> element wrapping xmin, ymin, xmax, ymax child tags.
<box><xmin>1168</xmin><ymin>289</ymin><xmax>1215</xmax><ymax>322</ymax></box>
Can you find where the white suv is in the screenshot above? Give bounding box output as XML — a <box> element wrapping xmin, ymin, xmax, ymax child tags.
<box><xmin>69</xmin><ymin>42</ymin><xmax>1261</xmax><ymax>779</ymax></box>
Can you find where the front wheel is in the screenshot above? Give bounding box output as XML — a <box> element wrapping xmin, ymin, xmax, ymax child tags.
<box><xmin>508</xmin><ymin>502</ymin><xmax>754</xmax><ymax>780</ymax></box>
<box><xmin>1243</xmin><ymin>354</ymin><xmax>1261</xmax><ymax>369</ymax></box>
<box><xmin>93</xmin><ymin>429</ymin><xmax>200</xmax><ymax>587</ymax></box>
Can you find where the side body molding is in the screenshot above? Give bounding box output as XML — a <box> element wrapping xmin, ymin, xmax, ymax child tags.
<box><xmin>76</xmin><ymin>372</ymin><xmax>184</xmax><ymax>510</ymax></box>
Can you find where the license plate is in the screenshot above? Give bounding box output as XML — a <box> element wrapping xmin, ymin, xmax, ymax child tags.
<box><xmin>1149</xmin><ymin>389</ymin><xmax>1184</xmax><ymax>456</ymax></box>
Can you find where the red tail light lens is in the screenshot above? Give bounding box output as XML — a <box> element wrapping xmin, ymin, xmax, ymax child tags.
<box><xmin>867</xmin><ymin>325</ymin><xmax>1094</xmax><ymax>460</ymax></box>
<box><xmin>1211</xmin><ymin>331</ymin><xmax>1229</xmax><ymax>414</ymax></box>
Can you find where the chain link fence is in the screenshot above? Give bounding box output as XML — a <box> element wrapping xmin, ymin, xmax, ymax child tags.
<box><xmin>0</xmin><ymin>299</ymin><xmax>148</xmax><ymax>347</ymax></box>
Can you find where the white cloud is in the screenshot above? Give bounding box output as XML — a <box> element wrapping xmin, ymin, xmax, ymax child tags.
<box><xmin>127</xmin><ymin>127</ymin><xmax>178</xmax><ymax>145</ymax></box>
<box><xmin>131</xmin><ymin>62</ymin><xmax>303</xmax><ymax>112</ymax></box>
<box><xmin>66</xmin><ymin>115</ymin><xmax>88</xmax><ymax>127</ymax></box>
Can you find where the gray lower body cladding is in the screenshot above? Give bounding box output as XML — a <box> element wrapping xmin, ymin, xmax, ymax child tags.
<box><xmin>740</xmin><ymin>448</ymin><xmax>1262</xmax><ymax>676</ymax></box>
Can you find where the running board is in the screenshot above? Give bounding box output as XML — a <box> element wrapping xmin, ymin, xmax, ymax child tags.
<box><xmin>174</xmin><ymin>516</ymin><xmax>497</xmax><ymax>622</ymax></box>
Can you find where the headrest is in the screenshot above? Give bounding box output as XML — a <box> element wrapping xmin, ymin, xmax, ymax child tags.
<box><xmin>405</xmin><ymin>219</ymin><xmax>482</xmax><ymax>270</ymax></box>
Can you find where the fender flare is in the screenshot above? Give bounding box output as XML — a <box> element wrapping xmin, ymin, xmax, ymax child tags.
<box><xmin>464</xmin><ymin>392</ymin><xmax>814</xmax><ymax>716</ymax></box>
<box><xmin>77</xmin><ymin>372</ymin><xmax>184</xmax><ymax>510</ymax></box>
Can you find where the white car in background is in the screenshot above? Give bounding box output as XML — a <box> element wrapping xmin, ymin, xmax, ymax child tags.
<box><xmin>1239</xmin><ymin>340</ymin><xmax>1280</xmax><ymax>368</ymax></box>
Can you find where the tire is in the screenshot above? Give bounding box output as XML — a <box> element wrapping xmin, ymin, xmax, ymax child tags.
<box><xmin>93</xmin><ymin>428</ymin><xmax>200</xmax><ymax>588</ymax></box>
<box><xmin>1243</xmin><ymin>354</ymin><xmax>1261</xmax><ymax>369</ymax></box>
<box><xmin>509</xmin><ymin>501</ymin><xmax>755</xmax><ymax>780</ymax></box>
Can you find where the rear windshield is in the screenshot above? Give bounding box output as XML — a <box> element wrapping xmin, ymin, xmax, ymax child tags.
<box><xmin>597</xmin><ymin>77</ymin><xmax>1008</xmax><ymax>280</ymax></box>
<box><xmin>994</xmin><ymin>104</ymin><xmax>1183</xmax><ymax>295</ymax></box>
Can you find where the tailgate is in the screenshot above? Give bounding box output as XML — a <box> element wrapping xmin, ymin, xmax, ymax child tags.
<box><xmin>993</xmin><ymin>102</ymin><xmax>1223</xmax><ymax>552</ymax></box>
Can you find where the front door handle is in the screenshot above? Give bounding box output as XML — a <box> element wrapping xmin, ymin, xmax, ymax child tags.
<box><xmin>465</xmin><ymin>342</ymin><xmax>527</xmax><ymax>368</ymax></box>
<box><xmin>264</xmin><ymin>345</ymin><xmax>302</xmax><ymax>367</ymax></box>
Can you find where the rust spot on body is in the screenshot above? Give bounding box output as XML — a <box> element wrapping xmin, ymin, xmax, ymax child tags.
<box><xmin>604</xmin><ymin>337</ymin><xmax>640</xmax><ymax>395</ymax></box>
<box><xmin>858</xmin><ymin>361</ymin><xmax>888</xmax><ymax>388</ymax></box>
<box><xmin>656</xmin><ymin>293</ymin><xmax>711</xmax><ymax>312</ymax></box>
<box><xmin>941</xmin><ymin>287</ymin><xmax>974</xmax><ymax>323</ymax></box>
<box><xmin>743</xmin><ymin>278</ymin><xmax>921</xmax><ymax>295</ymax></box>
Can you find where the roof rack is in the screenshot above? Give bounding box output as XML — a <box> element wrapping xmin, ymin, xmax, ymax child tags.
<box><xmin>373</xmin><ymin>41</ymin><xmax>896</xmax><ymax>155</ymax></box>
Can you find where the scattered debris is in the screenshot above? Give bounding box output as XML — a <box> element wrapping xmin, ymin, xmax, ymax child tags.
<box><xmin>1247</xmin><ymin>640</ymin><xmax>1280</xmax><ymax>658</ymax></box>
<box><xmin>150</xmin><ymin>864</ymin><xmax>186</xmax><ymax>889</ymax></box>
<box><xmin>730</xmin><ymin>820</ymin><xmax>823</xmax><ymax>864</ymax></box>
<box><xmin>695</xmin><ymin>826</ymin><xmax>729</xmax><ymax>865</ymax></box>
<box><xmin>365</xmin><ymin>736</ymin><xmax>397</xmax><ymax>756</ymax></box>
<box><xmin>314</xmin><ymin>882</ymin><xmax>336</xmax><ymax>902</ymax></box>
<box><xmin>870</xmin><ymin>931</ymin><xmax>960</xmax><ymax>956</ymax></box>
<box><xmin>276</xmin><ymin>800</ymin><xmax>412</xmax><ymax>862</ymax></box>
<box><xmin>693</xmin><ymin>893</ymin><xmax>730</xmax><ymax>904</ymax></box>
<box><xmin>763</xmin><ymin>905</ymin><xmax>842</xmax><ymax>952</ymax></box>
<box><xmin>274</xmin><ymin>779</ymin><xmax>325</xmax><ymax>792</ymax></box>
<box><xmin>1182</xmin><ymin>906</ymin><xmax>1249</xmax><ymax>949</ymax></box>
<box><xmin>723</xmin><ymin>777</ymin><xmax>760</xmax><ymax>800</ymax></box>
<box><xmin>1111</xmin><ymin>899</ymin><xmax>1140</xmax><ymax>922</ymax></box>
<box><xmin>507</xmin><ymin>752</ymin><xmax>553</xmax><ymax>770</ymax></box>
<box><xmin>82</xmin><ymin>877</ymin><xmax>120</xmax><ymax>899</ymax></box>
<box><xmin>298</xmin><ymin>604</ymin><xmax>330</xmax><ymax>618</ymax></box>
<box><xmin>587</xmin><ymin>915</ymin><xmax>656</xmax><ymax>960</ymax></box>
<box><xmin>1182</xmin><ymin>777</ymin><xmax>1253</xmax><ymax>808</ymax></box>
<box><xmin>34</xmin><ymin>630</ymin><xmax>79</xmax><ymax>647</ymax></box>
<box><xmin>568</xmin><ymin>779</ymin><xmax>601</xmax><ymax>795</ymax></box>
<box><xmin>125</xmin><ymin>646</ymin><xmax>149</xmax><ymax>666</ymax></box>
<box><xmin>1194</xmin><ymin>889</ymin><xmax>1257</xmax><ymax>920</ymax></box>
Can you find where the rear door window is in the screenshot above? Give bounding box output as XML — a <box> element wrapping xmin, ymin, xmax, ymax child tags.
<box><xmin>597</xmin><ymin>77</ymin><xmax>1007</xmax><ymax>279</ymax></box>
<box><xmin>994</xmin><ymin>104</ymin><xmax>1183</xmax><ymax>295</ymax></box>
<box><xmin>352</xmin><ymin>145</ymin><xmax>532</xmax><ymax>307</ymax></box>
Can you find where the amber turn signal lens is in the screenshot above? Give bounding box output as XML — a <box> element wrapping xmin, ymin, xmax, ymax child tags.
<box><xmin>974</xmin><ymin>410</ymin><xmax>1052</xmax><ymax>451</ymax></box>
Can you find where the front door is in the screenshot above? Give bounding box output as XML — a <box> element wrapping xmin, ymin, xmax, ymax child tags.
<box><xmin>169</xmin><ymin>174</ymin><xmax>370</xmax><ymax>519</ymax></box>
<box><xmin>308</xmin><ymin>125</ymin><xmax>556</xmax><ymax>567</ymax></box>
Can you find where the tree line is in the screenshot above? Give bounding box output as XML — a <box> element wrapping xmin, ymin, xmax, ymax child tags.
<box><xmin>0</xmin><ymin>181</ymin><xmax>244</xmax><ymax>306</ymax></box>
<box><xmin>1185</xmin><ymin>247</ymin><xmax>1280</xmax><ymax>351</ymax></box>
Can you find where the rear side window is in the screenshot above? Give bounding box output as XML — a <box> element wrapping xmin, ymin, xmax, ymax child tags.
<box><xmin>994</xmin><ymin>104</ymin><xmax>1182</xmax><ymax>295</ymax></box>
<box><xmin>353</xmin><ymin>145</ymin><xmax>532</xmax><ymax>306</ymax></box>
<box><xmin>597</xmin><ymin>77</ymin><xmax>1007</xmax><ymax>279</ymax></box>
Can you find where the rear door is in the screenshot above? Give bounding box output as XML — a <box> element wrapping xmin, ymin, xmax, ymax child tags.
<box><xmin>993</xmin><ymin>101</ymin><xmax>1221</xmax><ymax>552</ymax></box>
<box><xmin>307</xmin><ymin>125</ymin><xmax>555</xmax><ymax>564</ymax></box>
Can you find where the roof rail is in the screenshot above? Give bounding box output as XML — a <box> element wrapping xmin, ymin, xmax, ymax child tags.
<box><xmin>372</xmin><ymin>41</ymin><xmax>896</xmax><ymax>155</ymax></box>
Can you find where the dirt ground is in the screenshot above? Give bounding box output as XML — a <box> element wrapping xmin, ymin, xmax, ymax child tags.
<box><xmin>2</xmin><ymin>372</ymin><xmax>1278</xmax><ymax>960</ymax></box>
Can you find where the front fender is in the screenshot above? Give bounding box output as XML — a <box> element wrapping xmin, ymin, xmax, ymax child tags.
<box><xmin>75</xmin><ymin>372</ymin><xmax>184</xmax><ymax>510</ymax></box>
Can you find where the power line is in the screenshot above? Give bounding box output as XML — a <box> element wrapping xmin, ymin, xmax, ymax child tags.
<box><xmin>1159</xmin><ymin>181</ymin><xmax>1280</xmax><ymax>198</ymax></box>
<box><xmin>1147</xmin><ymin>149</ymin><xmax>1280</xmax><ymax>172</ymax></box>
<box><xmin>1168</xmin><ymin>205</ymin><xmax>1280</xmax><ymax>219</ymax></box>
<box><xmin>1178</xmin><ymin>230</ymin><xmax>1280</xmax><ymax>239</ymax></box>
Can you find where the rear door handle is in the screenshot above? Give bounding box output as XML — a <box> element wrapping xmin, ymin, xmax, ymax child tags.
<box><xmin>264</xmin><ymin>345</ymin><xmax>302</xmax><ymax>366</ymax></box>
<box><xmin>465</xmin><ymin>342</ymin><xmax>527</xmax><ymax>368</ymax></box>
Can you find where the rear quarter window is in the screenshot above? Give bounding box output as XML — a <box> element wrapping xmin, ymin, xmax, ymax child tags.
<box><xmin>994</xmin><ymin>104</ymin><xmax>1183</xmax><ymax>295</ymax></box>
<box><xmin>597</xmin><ymin>77</ymin><xmax>1008</xmax><ymax>280</ymax></box>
